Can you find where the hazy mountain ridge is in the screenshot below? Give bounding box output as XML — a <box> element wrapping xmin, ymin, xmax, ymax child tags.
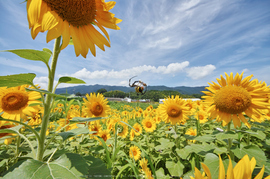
<box><xmin>55</xmin><ymin>84</ymin><xmax>207</xmax><ymax>95</ymax></box>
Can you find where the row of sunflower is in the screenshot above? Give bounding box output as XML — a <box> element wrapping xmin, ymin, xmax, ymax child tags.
<box><xmin>1</xmin><ymin>72</ymin><xmax>270</xmax><ymax>178</ymax></box>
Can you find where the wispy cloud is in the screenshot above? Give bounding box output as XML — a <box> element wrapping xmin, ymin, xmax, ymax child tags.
<box><xmin>69</xmin><ymin>62</ymin><xmax>190</xmax><ymax>80</ymax></box>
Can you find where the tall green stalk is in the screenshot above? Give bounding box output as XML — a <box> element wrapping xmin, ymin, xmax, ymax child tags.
<box><xmin>227</xmin><ymin>121</ymin><xmax>234</xmax><ymax>160</ymax></box>
<box><xmin>36</xmin><ymin>36</ymin><xmax>61</xmax><ymax>161</ymax></box>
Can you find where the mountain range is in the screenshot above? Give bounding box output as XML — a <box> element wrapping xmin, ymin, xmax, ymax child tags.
<box><xmin>55</xmin><ymin>84</ymin><xmax>207</xmax><ymax>95</ymax></box>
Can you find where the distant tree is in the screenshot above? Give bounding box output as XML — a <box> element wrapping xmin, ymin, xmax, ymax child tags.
<box><xmin>103</xmin><ymin>90</ymin><xmax>126</xmax><ymax>98</ymax></box>
<box><xmin>96</xmin><ymin>88</ymin><xmax>107</xmax><ymax>94</ymax></box>
<box><xmin>75</xmin><ymin>92</ymin><xmax>82</xmax><ymax>96</ymax></box>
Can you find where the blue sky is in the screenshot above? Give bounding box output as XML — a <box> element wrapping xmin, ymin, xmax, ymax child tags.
<box><xmin>0</xmin><ymin>0</ymin><xmax>270</xmax><ymax>90</ymax></box>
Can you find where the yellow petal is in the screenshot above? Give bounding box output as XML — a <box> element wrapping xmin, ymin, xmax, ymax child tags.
<box><xmin>227</xmin><ymin>155</ymin><xmax>234</xmax><ymax>179</ymax></box>
<box><xmin>218</xmin><ymin>155</ymin><xmax>225</xmax><ymax>179</ymax></box>
<box><xmin>254</xmin><ymin>166</ymin><xmax>264</xmax><ymax>179</ymax></box>
<box><xmin>194</xmin><ymin>167</ymin><xmax>204</xmax><ymax>179</ymax></box>
<box><xmin>201</xmin><ymin>163</ymin><xmax>212</xmax><ymax>179</ymax></box>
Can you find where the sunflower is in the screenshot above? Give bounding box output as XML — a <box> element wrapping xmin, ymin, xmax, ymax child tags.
<box><xmin>202</xmin><ymin>72</ymin><xmax>270</xmax><ymax>128</ymax></box>
<box><xmin>158</xmin><ymin>95</ymin><xmax>189</xmax><ymax>125</ymax></box>
<box><xmin>139</xmin><ymin>158</ymin><xmax>148</xmax><ymax>172</ymax></box>
<box><xmin>83</xmin><ymin>93</ymin><xmax>110</xmax><ymax>117</ymax></box>
<box><xmin>97</xmin><ymin>129</ymin><xmax>110</xmax><ymax>145</ymax></box>
<box><xmin>129</xmin><ymin>145</ymin><xmax>141</xmax><ymax>161</ymax></box>
<box><xmin>89</xmin><ymin>121</ymin><xmax>102</xmax><ymax>136</ymax></box>
<box><xmin>116</xmin><ymin>122</ymin><xmax>128</xmax><ymax>138</ymax></box>
<box><xmin>4</xmin><ymin>138</ymin><xmax>15</xmax><ymax>145</ymax></box>
<box><xmin>27</xmin><ymin>0</ymin><xmax>121</xmax><ymax>58</ymax></box>
<box><xmin>142</xmin><ymin>117</ymin><xmax>156</xmax><ymax>133</ymax></box>
<box><xmin>129</xmin><ymin>130</ymin><xmax>135</xmax><ymax>141</ymax></box>
<box><xmin>185</xmin><ymin>128</ymin><xmax>197</xmax><ymax>143</ymax></box>
<box><xmin>0</xmin><ymin>85</ymin><xmax>41</xmax><ymax>121</ymax></box>
<box><xmin>132</xmin><ymin>123</ymin><xmax>142</xmax><ymax>136</ymax></box>
<box><xmin>191</xmin><ymin>155</ymin><xmax>269</xmax><ymax>179</ymax></box>
<box><xmin>196</xmin><ymin>110</ymin><xmax>208</xmax><ymax>124</ymax></box>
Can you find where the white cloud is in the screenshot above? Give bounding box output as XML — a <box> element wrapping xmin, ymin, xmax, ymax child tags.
<box><xmin>186</xmin><ymin>64</ymin><xmax>216</xmax><ymax>80</ymax></box>
<box><xmin>70</xmin><ymin>62</ymin><xmax>190</xmax><ymax>80</ymax></box>
<box><xmin>33</xmin><ymin>76</ymin><xmax>58</xmax><ymax>90</ymax></box>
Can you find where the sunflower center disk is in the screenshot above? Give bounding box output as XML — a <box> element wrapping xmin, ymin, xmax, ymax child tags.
<box><xmin>132</xmin><ymin>151</ymin><xmax>137</xmax><ymax>156</ymax></box>
<box><xmin>102</xmin><ymin>134</ymin><xmax>107</xmax><ymax>141</ymax></box>
<box><xmin>146</xmin><ymin>122</ymin><xmax>152</xmax><ymax>128</ymax></box>
<box><xmin>43</xmin><ymin>0</ymin><xmax>96</xmax><ymax>27</ymax></box>
<box><xmin>167</xmin><ymin>105</ymin><xmax>182</xmax><ymax>118</ymax></box>
<box><xmin>214</xmin><ymin>86</ymin><xmax>252</xmax><ymax>114</ymax></box>
<box><xmin>2</xmin><ymin>92</ymin><xmax>29</xmax><ymax>111</ymax></box>
<box><xmin>91</xmin><ymin>102</ymin><xmax>103</xmax><ymax>116</ymax></box>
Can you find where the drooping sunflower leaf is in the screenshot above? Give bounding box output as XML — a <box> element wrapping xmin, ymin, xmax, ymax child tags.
<box><xmin>58</xmin><ymin>76</ymin><xmax>86</xmax><ymax>84</ymax></box>
<box><xmin>0</xmin><ymin>125</ymin><xmax>23</xmax><ymax>134</ymax></box>
<box><xmin>70</xmin><ymin>117</ymin><xmax>106</xmax><ymax>124</ymax></box>
<box><xmin>57</xmin><ymin>127</ymin><xmax>94</xmax><ymax>141</ymax></box>
<box><xmin>1</xmin><ymin>49</ymin><xmax>51</xmax><ymax>64</ymax></box>
<box><xmin>2</xmin><ymin>153</ymin><xmax>92</xmax><ymax>179</ymax></box>
<box><xmin>0</xmin><ymin>73</ymin><xmax>36</xmax><ymax>87</ymax></box>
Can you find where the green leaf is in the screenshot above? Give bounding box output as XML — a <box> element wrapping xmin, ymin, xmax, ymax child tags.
<box><xmin>155</xmin><ymin>138</ymin><xmax>175</xmax><ymax>151</ymax></box>
<box><xmin>0</xmin><ymin>125</ymin><xmax>23</xmax><ymax>134</ymax></box>
<box><xmin>58</xmin><ymin>77</ymin><xmax>86</xmax><ymax>84</ymax></box>
<box><xmin>203</xmin><ymin>153</ymin><xmax>219</xmax><ymax>179</ymax></box>
<box><xmin>155</xmin><ymin>168</ymin><xmax>170</xmax><ymax>179</ymax></box>
<box><xmin>166</xmin><ymin>160</ymin><xmax>184</xmax><ymax>177</ymax></box>
<box><xmin>0</xmin><ymin>73</ymin><xmax>36</xmax><ymax>87</ymax></box>
<box><xmin>183</xmin><ymin>143</ymin><xmax>216</xmax><ymax>157</ymax></box>
<box><xmin>83</xmin><ymin>155</ymin><xmax>111</xmax><ymax>179</ymax></box>
<box><xmin>70</xmin><ymin>117</ymin><xmax>106</xmax><ymax>124</ymax></box>
<box><xmin>3</xmin><ymin>153</ymin><xmax>90</xmax><ymax>179</ymax></box>
<box><xmin>2</xmin><ymin>49</ymin><xmax>51</xmax><ymax>64</ymax></box>
<box><xmin>58</xmin><ymin>127</ymin><xmax>93</xmax><ymax>141</ymax></box>
<box><xmin>231</xmin><ymin>145</ymin><xmax>267</xmax><ymax>166</ymax></box>
<box><xmin>264</xmin><ymin>161</ymin><xmax>270</xmax><ymax>176</ymax></box>
<box><xmin>250</xmin><ymin>130</ymin><xmax>266</xmax><ymax>140</ymax></box>
<box><xmin>194</xmin><ymin>135</ymin><xmax>215</xmax><ymax>142</ymax></box>
<box><xmin>175</xmin><ymin>148</ymin><xmax>190</xmax><ymax>159</ymax></box>
<box><xmin>213</xmin><ymin>147</ymin><xmax>227</xmax><ymax>155</ymax></box>
<box><xmin>42</xmin><ymin>48</ymin><xmax>52</xmax><ymax>56</ymax></box>
<box><xmin>216</xmin><ymin>131</ymin><xmax>238</xmax><ymax>141</ymax></box>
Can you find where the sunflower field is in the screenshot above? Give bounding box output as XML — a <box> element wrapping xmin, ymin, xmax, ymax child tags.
<box><xmin>1</xmin><ymin>0</ymin><xmax>270</xmax><ymax>178</ymax></box>
<box><xmin>1</xmin><ymin>72</ymin><xmax>270</xmax><ymax>179</ymax></box>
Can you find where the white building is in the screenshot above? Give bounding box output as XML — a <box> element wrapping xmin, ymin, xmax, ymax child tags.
<box><xmin>159</xmin><ymin>98</ymin><xmax>201</xmax><ymax>104</ymax></box>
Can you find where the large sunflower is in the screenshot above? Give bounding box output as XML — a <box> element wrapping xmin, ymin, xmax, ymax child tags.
<box><xmin>83</xmin><ymin>93</ymin><xmax>110</xmax><ymax>117</ymax></box>
<box><xmin>158</xmin><ymin>95</ymin><xmax>189</xmax><ymax>125</ymax></box>
<box><xmin>202</xmin><ymin>72</ymin><xmax>270</xmax><ymax>128</ymax></box>
<box><xmin>191</xmin><ymin>155</ymin><xmax>268</xmax><ymax>179</ymax></box>
<box><xmin>27</xmin><ymin>0</ymin><xmax>121</xmax><ymax>58</ymax></box>
<box><xmin>0</xmin><ymin>85</ymin><xmax>41</xmax><ymax>121</ymax></box>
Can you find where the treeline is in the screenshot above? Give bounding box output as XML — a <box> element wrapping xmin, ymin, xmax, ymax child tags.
<box><xmin>75</xmin><ymin>88</ymin><xmax>202</xmax><ymax>102</ymax></box>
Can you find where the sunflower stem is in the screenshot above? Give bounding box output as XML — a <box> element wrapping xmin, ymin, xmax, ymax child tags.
<box><xmin>247</xmin><ymin>133</ymin><xmax>250</xmax><ymax>145</ymax></box>
<box><xmin>196</xmin><ymin>118</ymin><xmax>200</xmax><ymax>136</ymax></box>
<box><xmin>15</xmin><ymin>134</ymin><xmax>21</xmax><ymax>163</ymax></box>
<box><xmin>227</xmin><ymin>121</ymin><xmax>234</xmax><ymax>161</ymax></box>
<box><xmin>37</xmin><ymin>36</ymin><xmax>61</xmax><ymax>161</ymax></box>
